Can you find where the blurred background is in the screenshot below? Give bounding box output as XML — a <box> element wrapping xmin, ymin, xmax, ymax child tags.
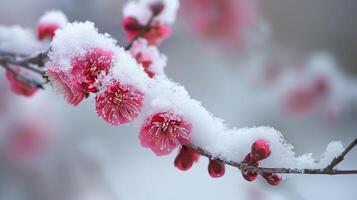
<box><xmin>0</xmin><ymin>0</ymin><xmax>356</xmax><ymax>200</ymax></box>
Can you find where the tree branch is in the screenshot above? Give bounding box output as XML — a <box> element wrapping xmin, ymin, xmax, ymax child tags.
<box><xmin>0</xmin><ymin>14</ymin><xmax>356</xmax><ymax>177</ymax></box>
<box><xmin>184</xmin><ymin>138</ymin><xmax>357</xmax><ymax>175</ymax></box>
<box><xmin>124</xmin><ymin>13</ymin><xmax>157</xmax><ymax>50</ymax></box>
<box><xmin>0</xmin><ymin>51</ymin><xmax>49</xmax><ymax>89</ymax></box>
<box><xmin>0</xmin><ymin>62</ymin><xmax>44</xmax><ymax>89</ymax></box>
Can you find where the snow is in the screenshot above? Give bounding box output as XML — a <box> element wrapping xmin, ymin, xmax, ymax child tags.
<box><xmin>123</xmin><ymin>0</ymin><xmax>180</xmax><ymax>25</ymax></box>
<box><xmin>102</xmin><ymin>47</ymin><xmax>151</xmax><ymax>93</ymax></box>
<box><xmin>0</xmin><ymin>25</ymin><xmax>46</xmax><ymax>54</ymax></box>
<box><xmin>38</xmin><ymin>10</ymin><xmax>68</xmax><ymax>27</ymax></box>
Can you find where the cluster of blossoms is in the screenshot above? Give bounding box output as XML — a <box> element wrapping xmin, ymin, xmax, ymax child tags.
<box><xmin>0</xmin><ymin>0</ymin><xmax>349</xmax><ymax>186</ymax></box>
<box><xmin>0</xmin><ymin>11</ymin><xmax>67</xmax><ymax>97</ymax></box>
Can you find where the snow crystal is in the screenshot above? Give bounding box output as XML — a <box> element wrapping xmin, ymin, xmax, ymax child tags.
<box><xmin>123</xmin><ymin>0</ymin><xmax>179</xmax><ymax>25</ymax></box>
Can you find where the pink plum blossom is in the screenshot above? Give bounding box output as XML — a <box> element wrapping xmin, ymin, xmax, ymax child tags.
<box><xmin>140</xmin><ymin>112</ymin><xmax>192</xmax><ymax>156</ymax></box>
<box><xmin>46</xmin><ymin>48</ymin><xmax>113</xmax><ymax>106</ymax></box>
<box><xmin>95</xmin><ymin>81</ymin><xmax>144</xmax><ymax>125</ymax></box>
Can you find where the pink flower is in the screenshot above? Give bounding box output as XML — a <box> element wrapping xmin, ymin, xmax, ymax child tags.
<box><xmin>150</xmin><ymin>2</ymin><xmax>165</xmax><ymax>16</ymax></box>
<box><xmin>71</xmin><ymin>48</ymin><xmax>113</xmax><ymax>93</ymax></box>
<box><xmin>95</xmin><ymin>81</ymin><xmax>144</xmax><ymax>125</ymax></box>
<box><xmin>37</xmin><ymin>23</ymin><xmax>60</xmax><ymax>40</ymax></box>
<box><xmin>122</xmin><ymin>16</ymin><xmax>171</xmax><ymax>46</ymax></box>
<box><xmin>46</xmin><ymin>48</ymin><xmax>113</xmax><ymax>106</ymax></box>
<box><xmin>46</xmin><ymin>68</ymin><xmax>86</xmax><ymax>106</ymax></box>
<box><xmin>140</xmin><ymin>112</ymin><xmax>192</xmax><ymax>156</ymax></box>
<box><xmin>5</xmin><ymin>66</ymin><xmax>39</xmax><ymax>97</ymax></box>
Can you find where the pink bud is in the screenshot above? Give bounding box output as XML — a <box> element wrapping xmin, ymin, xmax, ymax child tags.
<box><xmin>263</xmin><ymin>173</ymin><xmax>282</xmax><ymax>186</ymax></box>
<box><xmin>175</xmin><ymin>152</ymin><xmax>193</xmax><ymax>171</ymax></box>
<box><xmin>122</xmin><ymin>17</ymin><xmax>143</xmax><ymax>32</ymax></box>
<box><xmin>208</xmin><ymin>159</ymin><xmax>225</xmax><ymax>178</ymax></box>
<box><xmin>174</xmin><ymin>146</ymin><xmax>200</xmax><ymax>171</ymax></box>
<box><xmin>241</xmin><ymin>153</ymin><xmax>259</xmax><ymax>182</ymax></box>
<box><xmin>251</xmin><ymin>139</ymin><xmax>271</xmax><ymax>161</ymax></box>
<box><xmin>37</xmin><ymin>23</ymin><xmax>60</xmax><ymax>40</ymax></box>
<box><xmin>150</xmin><ymin>2</ymin><xmax>165</xmax><ymax>16</ymax></box>
<box><xmin>242</xmin><ymin>171</ymin><xmax>258</xmax><ymax>182</ymax></box>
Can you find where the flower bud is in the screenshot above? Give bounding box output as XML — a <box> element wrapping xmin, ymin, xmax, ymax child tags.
<box><xmin>263</xmin><ymin>173</ymin><xmax>282</xmax><ymax>186</ymax></box>
<box><xmin>208</xmin><ymin>159</ymin><xmax>225</xmax><ymax>178</ymax></box>
<box><xmin>251</xmin><ymin>139</ymin><xmax>271</xmax><ymax>161</ymax></box>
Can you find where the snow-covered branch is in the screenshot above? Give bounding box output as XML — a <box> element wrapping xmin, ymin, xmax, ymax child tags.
<box><xmin>0</xmin><ymin>0</ymin><xmax>356</xmax><ymax>187</ymax></box>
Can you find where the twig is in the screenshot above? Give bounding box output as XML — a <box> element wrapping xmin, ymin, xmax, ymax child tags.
<box><xmin>184</xmin><ymin>138</ymin><xmax>357</xmax><ymax>175</ymax></box>
<box><xmin>0</xmin><ymin>13</ymin><xmax>356</xmax><ymax>177</ymax></box>
<box><xmin>0</xmin><ymin>50</ymin><xmax>49</xmax><ymax>89</ymax></box>
<box><xmin>124</xmin><ymin>13</ymin><xmax>157</xmax><ymax>50</ymax></box>
<box><xmin>0</xmin><ymin>62</ymin><xmax>44</xmax><ymax>89</ymax></box>
<box><xmin>324</xmin><ymin>139</ymin><xmax>357</xmax><ymax>173</ymax></box>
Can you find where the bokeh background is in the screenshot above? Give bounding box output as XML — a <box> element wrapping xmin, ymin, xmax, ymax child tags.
<box><xmin>0</xmin><ymin>0</ymin><xmax>356</xmax><ymax>200</ymax></box>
